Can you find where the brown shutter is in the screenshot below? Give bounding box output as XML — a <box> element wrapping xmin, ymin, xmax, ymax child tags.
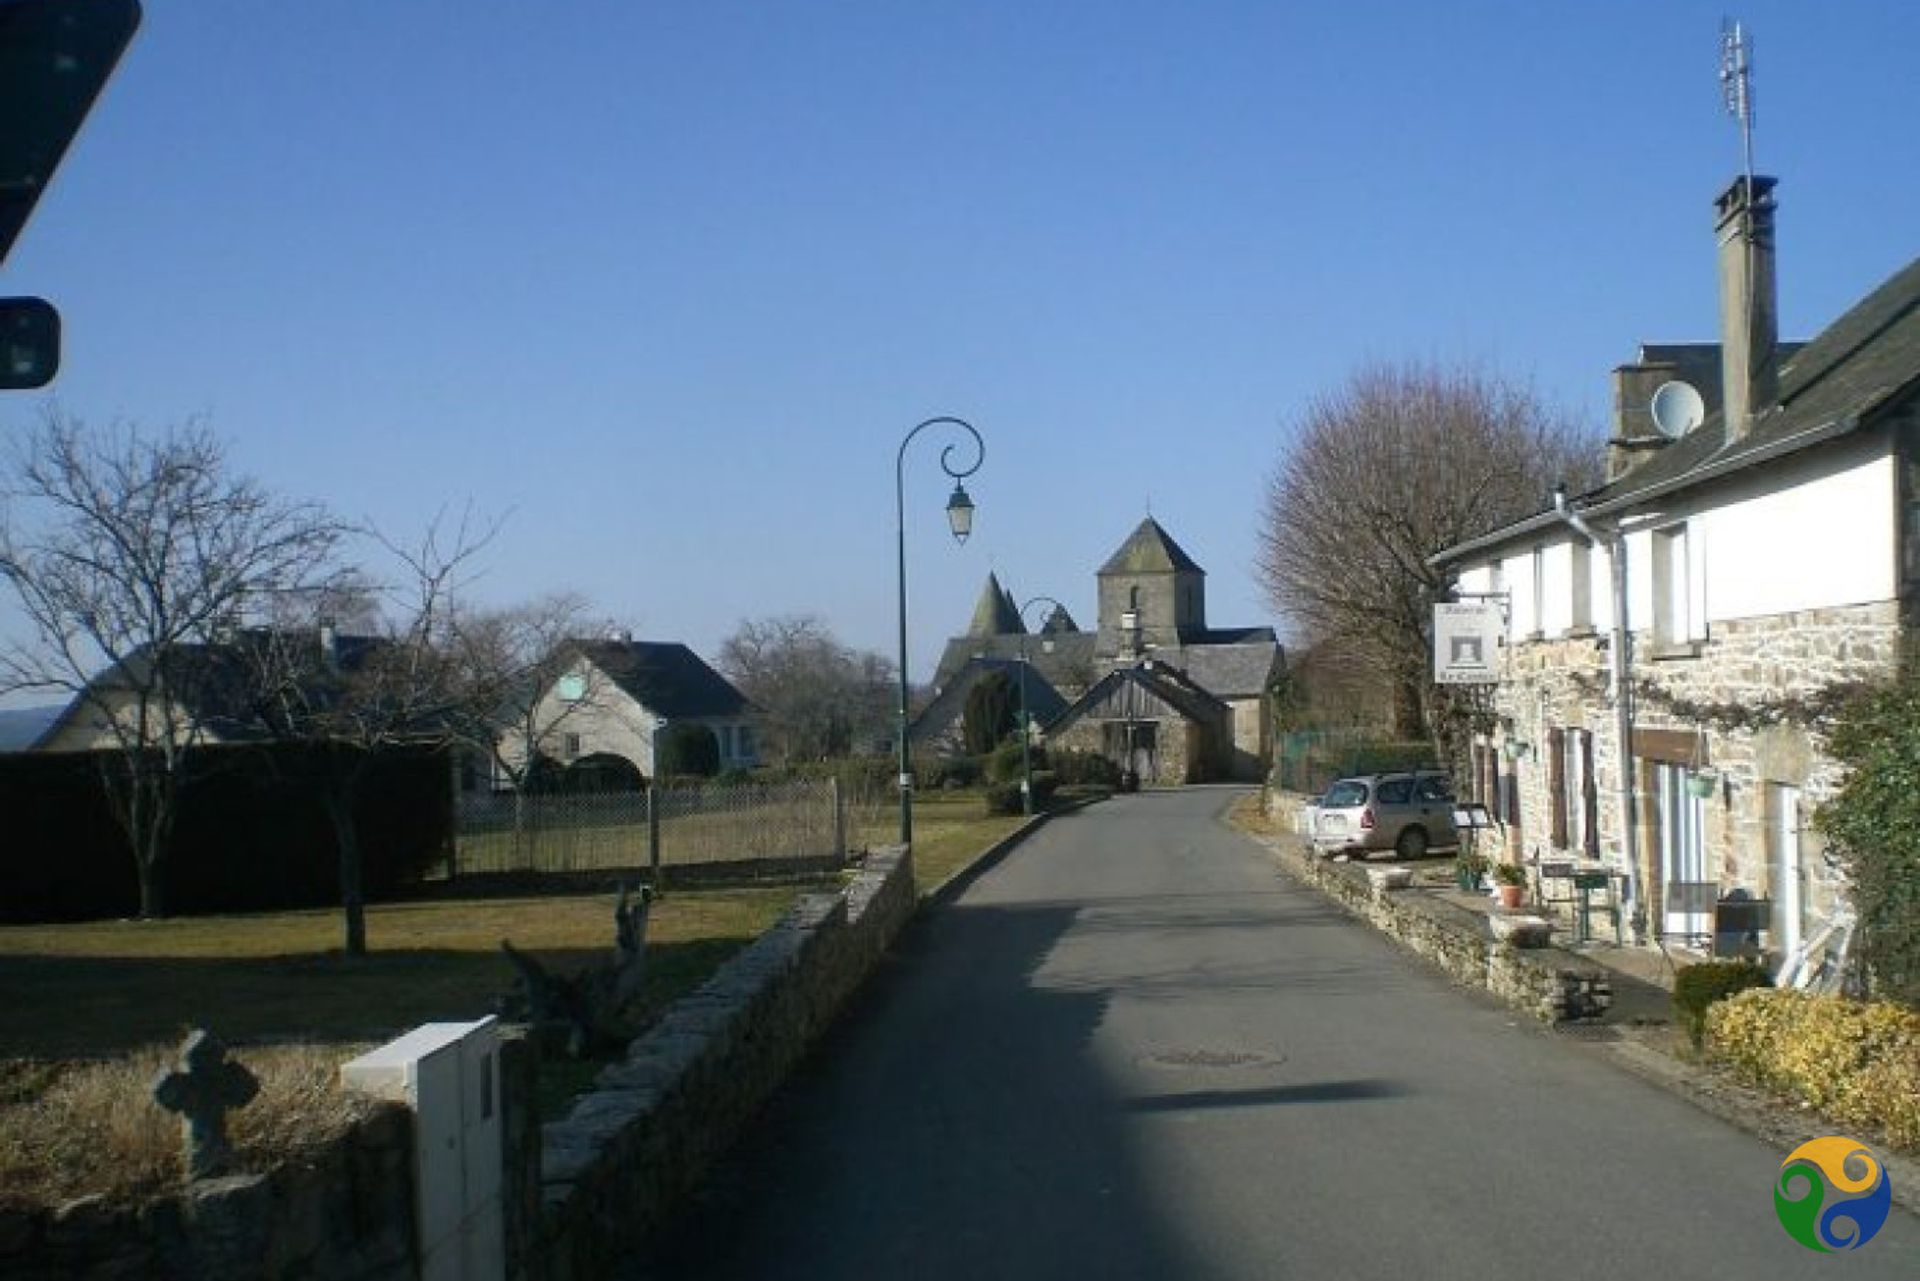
<box><xmin>1548</xmin><ymin>728</ymin><xmax>1567</xmax><ymax>848</ymax></box>
<box><xmin>1581</xmin><ymin>731</ymin><xmax>1601</xmax><ymax>858</ymax></box>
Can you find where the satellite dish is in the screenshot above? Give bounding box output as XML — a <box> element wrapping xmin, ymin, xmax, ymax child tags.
<box><xmin>1649</xmin><ymin>380</ymin><xmax>1706</xmax><ymax>438</ymax></box>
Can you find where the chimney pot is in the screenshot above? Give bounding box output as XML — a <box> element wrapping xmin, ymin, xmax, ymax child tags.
<box><xmin>1716</xmin><ymin>174</ymin><xmax>1780</xmax><ymax>445</ymax></box>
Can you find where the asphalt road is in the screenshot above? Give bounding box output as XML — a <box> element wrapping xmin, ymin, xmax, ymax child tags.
<box><xmin>635</xmin><ymin>788</ymin><xmax>1919</xmax><ymax>1279</ymax></box>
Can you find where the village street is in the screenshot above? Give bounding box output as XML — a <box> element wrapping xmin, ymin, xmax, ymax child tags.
<box><xmin>636</xmin><ymin>789</ymin><xmax>1919</xmax><ymax>1279</ymax></box>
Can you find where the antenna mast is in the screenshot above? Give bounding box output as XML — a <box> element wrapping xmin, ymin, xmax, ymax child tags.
<box><xmin>1720</xmin><ymin>18</ymin><xmax>1755</xmax><ymax>183</ymax></box>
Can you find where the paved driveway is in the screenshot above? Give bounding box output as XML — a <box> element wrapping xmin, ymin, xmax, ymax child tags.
<box><xmin>635</xmin><ymin>787</ymin><xmax>1919</xmax><ymax>1279</ymax></box>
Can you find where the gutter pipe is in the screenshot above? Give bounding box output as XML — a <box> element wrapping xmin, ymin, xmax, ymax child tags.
<box><xmin>1551</xmin><ymin>484</ymin><xmax>1646</xmax><ymax>942</ymax></box>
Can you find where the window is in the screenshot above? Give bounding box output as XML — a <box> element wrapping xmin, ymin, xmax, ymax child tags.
<box><xmin>737</xmin><ymin>724</ymin><xmax>756</xmax><ymax>761</ymax></box>
<box><xmin>561</xmin><ymin>732</ymin><xmax>581</xmax><ymax>760</ymax></box>
<box><xmin>1655</xmin><ymin>762</ymin><xmax>1707</xmax><ymax>936</ymax></box>
<box><xmin>1528</xmin><ymin>545</ymin><xmax>1546</xmax><ymax>637</ymax></box>
<box><xmin>1652</xmin><ymin>523</ymin><xmax>1693</xmax><ymax>648</ymax></box>
<box><xmin>1568</xmin><ymin>540</ymin><xmax>1593</xmax><ymax>632</ymax></box>
<box><xmin>556</xmin><ymin>673</ymin><xmax>587</xmax><ymax>703</ymax></box>
<box><xmin>1554</xmin><ymin>729</ymin><xmax>1598</xmax><ymax>856</ymax></box>
<box><xmin>1375</xmin><ymin>778</ymin><xmax>1413</xmax><ymax>804</ymax></box>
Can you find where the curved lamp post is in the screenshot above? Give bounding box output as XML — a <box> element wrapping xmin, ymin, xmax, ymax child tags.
<box><xmin>896</xmin><ymin>416</ymin><xmax>985</xmax><ymax>845</ymax></box>
<box><xmin>1016</xmin><ymin>595</ymin><xmax>1070</xmax><ymax>816</ymax></box>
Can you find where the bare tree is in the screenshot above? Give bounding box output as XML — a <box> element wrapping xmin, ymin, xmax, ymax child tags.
<box><xmin>249</xmin><ymin>511</ymin><xmax>497</xmax><ymax>954</ymax></box>
<box><xmin>717</xmin><ymin>614</ymin><xmax>893</xmax><ymax>762</ymax></box>
<box><xmin>0</xmin><ymin>412</ymin><xmax>342</xmax><ymax>917</ymax></box>
<box><xmin>1257</xmin><ymin>362</ymin><xmax>1600</xmax><ymax>751</ymax></box>
<box><xmin>442</xmin><ymin>591</ymin><xmax>620</xmax><ymax>864</ymax></box>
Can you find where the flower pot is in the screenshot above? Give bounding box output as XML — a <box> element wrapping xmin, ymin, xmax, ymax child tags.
<box><xmin>1686</xmin><ymin>772</ymin><xmax>1717</xmax><ymax>800</ymax></box>
<box><xmin>1497</xmin><ymin>884</ymin><xmax>1525</xmax><ymax>910</ymax></box>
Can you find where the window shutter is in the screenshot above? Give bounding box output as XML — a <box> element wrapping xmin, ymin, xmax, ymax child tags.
<box><xmin>1548</xmin><ymin>728</ymin><xmax>1567</xmax><ymax>847</ymax></box>
<box><xmin>1581</xmin><ymin>731</ymin><xmax>1601</xmax><ymax>858</ymax></box>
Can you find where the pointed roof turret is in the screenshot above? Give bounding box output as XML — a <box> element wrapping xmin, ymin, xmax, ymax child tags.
<box><xmin>1097</xmin><ymin>517</ymin><xmax>1204</xmax><ymax>577</ymax></box>
<box><xmin>967</xmin><ymin>572</ymin><xmax>1026</xmax><ymax>636</ymax></box>
<box><xmin>1039</xmin><ymin>604</ymin><xmax>1079</xmax><ymax>633</ymax></box>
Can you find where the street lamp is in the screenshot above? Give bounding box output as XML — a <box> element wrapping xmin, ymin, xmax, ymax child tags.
<box><xmin>1016</xmin><ymin>595</ymin><xmax>1069</xmax><ymax>816</ymax></box>
<box><xmin>896</xmin><ymin>416</ymin><xmax>985</xmax><ymax>845</ymax></box>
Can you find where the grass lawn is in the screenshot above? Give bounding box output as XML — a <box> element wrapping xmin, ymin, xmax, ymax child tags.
<box><xmin>0</xmin><ymin>788</ymin><xmax>1041</xmax><ymax>1133</ymax></box>
<box><xmin>0</xmin><ymin>885</ymin><xmax>801</xmax><ymax>1062</ymax></box>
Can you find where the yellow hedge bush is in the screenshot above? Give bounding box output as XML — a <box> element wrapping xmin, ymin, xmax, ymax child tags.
<box><xmin>1706</xmin><ymin>989</ymin><xmax>1920</xmax><ymax>1151</ymax></box>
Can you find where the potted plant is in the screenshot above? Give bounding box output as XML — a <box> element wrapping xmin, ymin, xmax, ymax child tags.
<box><xmin>1492</xmin><ymin>861</ymin><xmax>1528</xmax><ymax>909</ymax></box>
<box><xmin>1685</xmin><ymin>769</ymin><xmax>1718</xmax><ymax>800</ymax></box>
<box><xmin>1454</xmin><ymin>850</ymin><xmax>1489</xmax><ymax>891</ymax></box>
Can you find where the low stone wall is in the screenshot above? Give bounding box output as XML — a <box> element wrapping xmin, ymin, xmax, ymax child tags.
<box><xmin>0</xmin><ymin>1105</ymin><xmax>415</xmax><ymax>1281</ymax></box>
<box><xmin>1273</xmin><ymin>827</ymin><xmax>1611</xmax><ymax>1023</ymax></box>
<box><xmin>529</xmin><ymin>844</ymin><xmax>917</xmax><ymax>1281</ymax></box>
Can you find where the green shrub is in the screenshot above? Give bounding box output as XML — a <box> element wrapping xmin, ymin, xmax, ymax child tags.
<box><xmin>1707</xmin><ymin>988</ymin><xmax>1920</xmax><ymax>1150</ymax></box>
<box><xmin>1050</xmin><ymin>749</ymin><xmax>1120</xmax><ymax>787</ymax></box>
<box><xmin>983</xmin><ymin>782</ymin><xmax>1023</xmax><ymax>815</ymax></box>
<box><xmin>1814</xmin><ymin>675</ymin><xmax>1920</xmax><ymax>1002</ymax></box>
<box><xmin>1029</xmin><ymin>770</ymin><xmax>1058</xmax><ymax>808</ymax></box>
<box><xmin>916</xmin><ymin>755</ymin><xmax>984</xmax><ymax>790</ymax></box>
<box><xmin>963</xmin><ymin>672</ymin><xmax>1018</xmax><ymax>755</ymax></box>
<box><xmin>657</xmin><ymin>723</ymin><xmax>720</xmax><ymax>778</ymax></box>
<box><xmin>1673</xmin><ymin>960</ymin><xmax>1771</xmax><ymax>1050</ymax></box>
<box><xmin>986</xmin><ymin>741</ymin><xmax>1027</xmax><ymax>784</ymax></box>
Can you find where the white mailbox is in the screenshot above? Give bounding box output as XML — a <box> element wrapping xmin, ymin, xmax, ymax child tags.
<box><xmin>343</xmin><ymin>1017</ymin><xmax>504</xmax><ymax>1281</ymax></box>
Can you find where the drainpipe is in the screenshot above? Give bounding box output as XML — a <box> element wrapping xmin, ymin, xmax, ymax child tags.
<box><xmin>1551</xmin><ymin>485</ymin><xmax>1646</xmax><ymax>942</ymax></box>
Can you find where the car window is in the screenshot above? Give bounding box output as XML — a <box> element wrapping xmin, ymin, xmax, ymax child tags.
<box><xmin>1414</xmin><ymin>777</ymin><xmax>1454</xmax><ymax>802</ymax></box>
<box><xmin>1375</xmin><ymin>779</ymin><xmax>1413</xmax><ymax>804</ymax></box>
<box><xmin>1322</xmin><ymin>780</ymin><xmax>1367</xmax><ymax>807</ymax></box>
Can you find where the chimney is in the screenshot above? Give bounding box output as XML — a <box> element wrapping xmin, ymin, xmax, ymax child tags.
<box><xmin>1715</xmin><ymin>174</ymin><xmax>1779</xmax><ymax>444</ymax></box>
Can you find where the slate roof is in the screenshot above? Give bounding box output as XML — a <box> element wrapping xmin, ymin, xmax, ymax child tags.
<box><xmin>909</xmin><ymin>657</ymin><xmax>1068</xmax><ymax>747</ymax></box>
<box><xmin>34</xmin><ymin>630</ymin><xmax>390</xmax><ymax>749</ymax></box>
<box><xmin>1433</xmin><ymin>253</ymin><xmax>1920</xmax><ymax>566</ymax></box>
<box><xmin>1046</xmin><ymin>660</ymin><xmax>1230</xmax><ymax>734</ymax></box>
<box><xmin>1098</xmin><ymin>517</ymin><xmax>1205</xmax><ymax>576</ymax></box>
<box><xmin>966</xmin><ymin>573</ymin><xmax>1027</xmax><ymax>637</ymax></box>
<box><xmin>931</xmin><ymin>631</ymin><xmax>1099</xmax><ymax>698</ymax></box>
<box><xmin>571</xmin><ymin>639</ymin><xmax>752</xmax><ymax>719</ymax></box>
<box><xmin>1155</xmin><ymin>641</ymin><xmax>1284</xmax><ymax>700</ymax></box>
<box><xmin>1039</xmin><ymin>604</ymin><xmax>1080</xmax><ymax>634</ymax></box>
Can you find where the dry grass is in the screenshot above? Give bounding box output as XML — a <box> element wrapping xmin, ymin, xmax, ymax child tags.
<box><xmin>0</xmin><ymin>1042</ymin><xmax>378</xmax><ymax>1210</ymax></box>
<box><xmin>0</xmin><ymin>795</ymin><xmax>1031</xmax><ymax>1210</ymax></box>
<box><xmin>0</xmin><ymin>886</ymin><xmax>801</xmax><ymax>1059</ymax></box>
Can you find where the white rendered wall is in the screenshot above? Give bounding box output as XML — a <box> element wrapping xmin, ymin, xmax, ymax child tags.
<box><xmin>1455</xmin><ymin>434</ymin><xmax>1895</xmax><ymax>643</ymax></box>
<box><xmin>1694</xmin><ymin>438</ymin><xmax>1895</xmax><ymax>621</ymax></box>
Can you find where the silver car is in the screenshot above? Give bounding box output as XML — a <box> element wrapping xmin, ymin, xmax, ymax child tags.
<box><xmin>1310</xmin><ymin>770</ymin><xmax>1458</xmax><ymax>860</ymax></box>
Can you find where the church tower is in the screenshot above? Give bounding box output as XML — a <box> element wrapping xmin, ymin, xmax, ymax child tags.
<box><xmin>1095</xmin><ymin>518</ymin><xmax>1206</xmax><ymax>660</ymax></box>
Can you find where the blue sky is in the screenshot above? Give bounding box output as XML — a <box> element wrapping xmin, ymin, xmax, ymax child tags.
<box><xmin>4</xmin><ymin>1</ymin><xmax>1917</xmax><ymax>687</ymax></box>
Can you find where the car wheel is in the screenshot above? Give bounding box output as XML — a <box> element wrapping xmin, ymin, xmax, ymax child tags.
<box><xmin>1395</xmin><ymin>826</ymin><xmax>1428</xmax><ymax>860</ymax></box>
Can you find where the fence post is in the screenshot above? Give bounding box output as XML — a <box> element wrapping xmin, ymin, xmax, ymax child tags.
<box><xmin>832</xmin><ymin>775</ymin><xmax>846</xmax><ymax>863</ymax></box>
<box><xmin>647</xmin><ymin>782</ymin><xmax>662</xmax><ymax>887</ymax></box>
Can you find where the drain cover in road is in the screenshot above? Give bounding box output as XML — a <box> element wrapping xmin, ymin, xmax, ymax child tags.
<box><xmin>1139</xmin><ymin>1048</ymin><xmax>1286</xmax><ymax>1069</ymax></box>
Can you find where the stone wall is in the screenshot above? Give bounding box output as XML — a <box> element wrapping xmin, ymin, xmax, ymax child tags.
<box><xmin>530</xmin><ymin>844</ymin><xmax>917</xmax><ymax>1281</ymax></box>
<box><xmin>1264</xmin><ymin>808</ymin><xmax>1613</xmax><ymax>1023</ymax></box>
<box><xmin>1485</xmin><ymin>601</ymin><xmax>1899</xmax><ymax>943</ymax></box>
<box><xmin>0</xmin><ymin>1105</ymin><xmax>415</xmax><ymax>1281</ymax></box>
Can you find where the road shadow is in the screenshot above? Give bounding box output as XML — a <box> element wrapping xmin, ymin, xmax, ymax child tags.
<box><xmin>634</xmin><ymin>899</ymin><xmax>1224</xmax><ymax>1281</ymax></box>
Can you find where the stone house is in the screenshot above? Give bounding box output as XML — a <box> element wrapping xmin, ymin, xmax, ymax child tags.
<box><xmin>34</xmin><ymin>628</ymin><xmax>386</xmax><ymax>752</ymax></box>
<box><xmin>503</xmin><ymin>636</ymin><xmax>759</xmax><ymax>787</ymax></box>
<box><xmin>925</xmin><ymin>520</ymin><xmax>1282</xmax><ymax>780</ymax></box>
<box><xmin>1429</xmin><ymin>173</ymin><xmax>1920</xmax><ymax>964</ymax></box>
<box><xmin>1046</xmin><ymin>660</ymin><xmax>1232</xmax><ymax>785</ymax></box>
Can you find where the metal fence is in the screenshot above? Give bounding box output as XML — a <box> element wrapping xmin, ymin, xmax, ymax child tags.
<box><xmin>1270</xmin><ymin>729</ymin><xmax>1440</xmax><ymax>795</ymax></box>
<box><xmin>452</xmin><ymin>779</ymin><xmax>846</xmax><ymax>877</ymax></box>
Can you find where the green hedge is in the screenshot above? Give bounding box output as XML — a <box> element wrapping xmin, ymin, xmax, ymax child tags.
<box><xmin>1673</xmin><ymin>960</ymin><xmax>1772</xmax><ymax>1050</ymax></box>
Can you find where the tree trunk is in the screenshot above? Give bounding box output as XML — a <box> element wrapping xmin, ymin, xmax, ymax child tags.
<box><xmin>325</xmin><ymin>787</ymin><xmax>367</xmax><ymax>957</ymax></box>
<box><xmin>125</xmin><ymin>764</ymin><xmax>171</xmax><ymax>919</ymax></box>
